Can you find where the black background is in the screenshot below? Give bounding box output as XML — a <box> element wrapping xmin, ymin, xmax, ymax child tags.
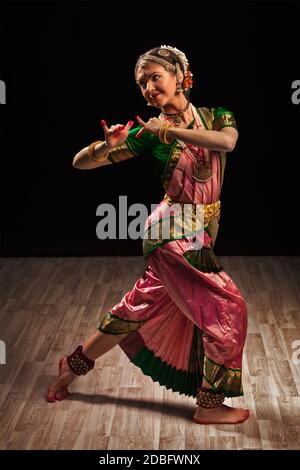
<box><xmin>1</xmin><ymin>0</ymin><xmax>299</xmax><ymax>256</ymax></box>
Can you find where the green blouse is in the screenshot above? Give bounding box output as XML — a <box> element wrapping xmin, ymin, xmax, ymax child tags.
<box><xmin>107</xmin><ymin>106</ymin><xmax>237</xmax><ymax>183</ymax></box>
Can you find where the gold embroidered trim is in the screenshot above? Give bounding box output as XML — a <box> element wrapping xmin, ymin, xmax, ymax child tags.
<box><xmin>198</xmin><ymin>107</ymin><xmax>213</xmax><ymax>130</ymax></box>
<box><xmin>204</xmin><ymin>355</ymin><xmax>243</xmax><ymax>396</ymax></box>
<box><xmin>162</xmin><ymin>142</ymin><xmax>182</xmax><ymax>192</ymax></box>
<box><xmin>107</xmin><ymin>143</ymin><xmax>135</xmax><ymax>163</ymax></box>
<box><xmin>98</xmin><ymin>312</ymin><xmax>145</xmax><ymax>335</ymax></box>
<box><xmin>163</xmin><ymin>196</ymin><xmax>221</xmax><ymax>226</ymax></box>
<box><xmin>213</xmin><ymin>113</ymin><xmax>237</xmax><ymax>131</ymax></box>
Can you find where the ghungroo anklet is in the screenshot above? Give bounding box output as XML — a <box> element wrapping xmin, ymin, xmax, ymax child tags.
<box><xmin>196</xmin><ymin>387</ymin><xmax>225</xmax><ymax>408</ymax></box>
<box><xmin>67</xmin><ymin>345</ymin><xmax>95</xmax><ymax>376</ymax></box>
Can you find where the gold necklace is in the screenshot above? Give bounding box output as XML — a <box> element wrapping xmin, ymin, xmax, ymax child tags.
<box><xmin>190</xmin><ymin>105</ymin><xmax>212</xmax><ymax>183</ymax></box>
<box><xmin>161</xmin><ymin>101</ymin><xmax>190</xmax><ymax>124</ymax></box>
<box><xmin>176</xmin><ymin>103</ymin><xmax>213</xmax><ymax>183</ymax></box>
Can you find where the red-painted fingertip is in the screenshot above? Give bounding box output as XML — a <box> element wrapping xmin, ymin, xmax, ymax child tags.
<box><xmin>129</xmin><ymin>120</ymin><xmax>134</xmax><ymax>126</ymax></box>
<box><xmin>101</xmin><ymin>120</ymin><xmax>106</xmax><ymax>126</ymax></box>
<box><xmin>136</xmin><ymin>115</ymin><xmax>141</xmax><ymax>121</ymax></box>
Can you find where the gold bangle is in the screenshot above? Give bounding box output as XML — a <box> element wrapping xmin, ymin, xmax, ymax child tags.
<box><xmin>163</xmin><ymin>125</ymin><xmax>174</xmax><ymax>144</ymax></box>
<box><xmin>159</xmin><ymin>121</ymin><xmax>173</xmax><ymax>145</ymax></box>
<box><xmin>163</xmin><ymin>125</ymin><xmax>173</xmax><ymax>144</ymax></box>
<box><xmin>88</xmin><ymin>141</ymin><xmax>109</xmax><ymax>162</ymax></box>
<box><xmin>159</xmin><ymin>121</ymin><xmax>170</xmax><ymax>143</ymax></box>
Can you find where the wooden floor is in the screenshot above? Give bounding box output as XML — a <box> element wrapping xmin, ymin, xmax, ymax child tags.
<box><xmin>0</xmin><ymin>256</ymin><xmax>299</xmax><ymax>450</ymax></box>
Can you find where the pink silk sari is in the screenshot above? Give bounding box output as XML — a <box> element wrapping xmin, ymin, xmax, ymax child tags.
<box><xmin>99</xmin><ymin>105</ymin><xmax>247</xmax><ymax>398</ymax></box>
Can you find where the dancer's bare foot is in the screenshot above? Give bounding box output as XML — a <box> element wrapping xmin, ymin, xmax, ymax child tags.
<box><xmin>47</xmin><ymin>356</ymin><xmax>76</xmax><ymax>402</ymax></box>
<box><xmin>193</xmin><ymin>404</ymin><xmax>250</xmax><ymax>425</ymax></box>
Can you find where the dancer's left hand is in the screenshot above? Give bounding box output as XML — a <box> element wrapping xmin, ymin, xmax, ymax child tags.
<box><xmin>135</xmin><ymin>115</ymin><xmax>164</xmax><ymax>138</ymax></box>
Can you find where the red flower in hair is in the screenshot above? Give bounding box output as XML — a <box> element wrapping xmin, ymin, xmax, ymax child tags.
<box><xmin>182</xmin><ymin>66</ymin><xmax>193</xmax><ymax>90</ymax></box>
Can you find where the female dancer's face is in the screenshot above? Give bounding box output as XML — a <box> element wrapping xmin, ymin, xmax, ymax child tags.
<box><xmin>135</xmin><ymin>62</ymin><xmax>177</xmax><ymax>108</ymax></box>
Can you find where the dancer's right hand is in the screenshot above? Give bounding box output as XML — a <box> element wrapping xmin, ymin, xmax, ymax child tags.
<box><xmin>101</xmin><ymin>120</ymin><xmax>134</xmax><ymax>148</ymax></box>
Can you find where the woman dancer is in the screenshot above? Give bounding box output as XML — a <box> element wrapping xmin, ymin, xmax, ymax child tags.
<box><xmin>48</xmin><ymin>45</ymin><xmax>249</xmax><ymax>425</ymax></box>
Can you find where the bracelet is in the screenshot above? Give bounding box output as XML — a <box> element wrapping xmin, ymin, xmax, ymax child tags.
<box><xmin>159</xmin><ymin>122</ymin><xmax>170</xmax><ymax>144</ymax></box>
<box><xmin>88</xmin><ymin>141</ymin><xmax>110</xmax><ymax>162</ymax></box>
<box><xmin>158</xmin><ymin>121</ymin><xmax>174</xmax><ymax>145</ymax></box>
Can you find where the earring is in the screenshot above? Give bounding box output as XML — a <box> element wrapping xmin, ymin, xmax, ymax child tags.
<box><xmin>147</xmin><ymin>101</ymin><xmax>153</xmax><ymax>106</ymax></box>
<box><xmin>175</xmin><ymin>63</ymin><xmax>184</xmax><ymax>93</ymax></box>
<box><xmin>176</xmin><ymin>81</ymin><xmax>183</xmax><ymax>93</ymax></box>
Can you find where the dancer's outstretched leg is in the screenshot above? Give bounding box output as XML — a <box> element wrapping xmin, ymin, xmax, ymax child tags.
<box><xmin>47</xmin><ymin>330</ymin><xmax>128</xmax><ymax>402</ymax></box>
<box><xmin>192</xmin><ymin>378</ymin><xmax>249</xmax><ymax>425</ymax></box>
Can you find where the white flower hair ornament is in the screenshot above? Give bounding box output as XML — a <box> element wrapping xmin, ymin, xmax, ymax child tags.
<box><xmin>158</xmin><ymin>45</ymin><xmax>193</xmax><ymax>91</ymax></box>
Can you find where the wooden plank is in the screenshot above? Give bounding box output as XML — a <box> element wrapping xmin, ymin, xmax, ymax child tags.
<box><xmin>0</xmin><ymin>256</ymin><xmax>299</xmax><ymax>450</ymax></box>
